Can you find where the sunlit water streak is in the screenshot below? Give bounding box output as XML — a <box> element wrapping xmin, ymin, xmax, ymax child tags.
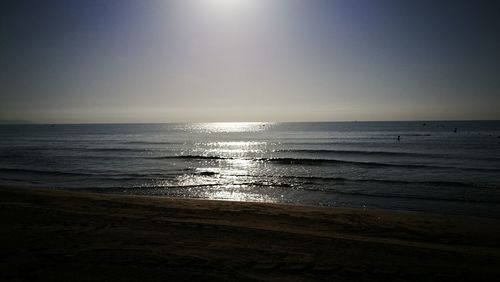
<box><xmin>1</xmin><ymin>121</ymin><xmax>500</xmax><ymax>217</ymax></box>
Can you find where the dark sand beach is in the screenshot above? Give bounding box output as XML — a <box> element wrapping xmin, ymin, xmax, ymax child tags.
<box><xmin>1</xmin><ymin>186</ymin><xmax>500</xmax><ymax>281</ymax></box>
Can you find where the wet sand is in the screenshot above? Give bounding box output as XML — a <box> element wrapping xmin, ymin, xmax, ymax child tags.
<box><xmin>1</xmin><ymin>185</ymin><xmax>500</xmax><ymax>281</ymax></box>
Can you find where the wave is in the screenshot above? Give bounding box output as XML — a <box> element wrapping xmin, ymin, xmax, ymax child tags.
<box><xmin>3</xmin><ymin>166</ymin><xmax>495</xmax><ymax>190</ymax></box>
<box><xmin>300</xmin><ymin>186</ymin><xmax>500</xmax><ymax>205</ymax></box>
<box><xmin>123</xmin><ymin>141</ymin><xmax>183</xmax><ymax>145</ymax></box>
<box><xmin>225</xmin><ymin>174</ymin><xmax>497</xmax><ymax>189</ymax></box>
<box><xmin>89</xmin><ymin>148</ymin><xmax>152</xmax><ymax>153</ymax></box>
<box><xmin>0</xmin><ymin>168</ymin><xmax>181</xmax><ymax>180</ymax></box>
<box><xmin>149</xmin><ymin>154</ymin><xmax>500</xmax><ymax>172</ymax></box>
<box><xmin>151</xmin><ymin>155</ymin><xmax>402</xmax><ymax>167</ymax></box>
<box><xmin>288</xmin><ymin>176</ymin><xmax>494</xmax><ymax>189</ymax></box>
<box><xmin>151</xmin><ymin>155</ymin><xmax>407</xmax><ymax>167</ymax></box>
<box><xmin>74</xmin><ymin>178</ymin><xmax>499</xmax><ymax>205</ymax></box>
<box><xmin>261</xmin><ymin>157</ymin><xmax>500</xmax><ymax>172</ymax></box>
<box><xmin>274</xmin><ymin>149</ymin><xmax>431</xmax><ymax>157</ymax></box>
<box><xmin>258</xmin><ymin>157</ymin><xmax>436</xmax><ymax>169</ymax></box>
<box><xmin>151</xmin><ymin>155</ymin><xmax>231</xmax><ymax>160</ymax></box>
<box><xmin>382</xmin><ymin>133</ymin><xmax>432</xmax><ymax>137</ymax></box>
<box><xmin>89</xmin><ymin>186</ymin><xmax>500</xmax><ymax>205</ymax></box>
<box><xmin>0</xmin><ymin>168</ymin><xmax>93</xmax><ymax>177</ymax></box>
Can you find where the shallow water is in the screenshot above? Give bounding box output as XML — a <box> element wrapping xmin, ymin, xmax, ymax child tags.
<box><xmin>1</xmin><ymin>121</ymin><xmax>500</xmax><ymax>217</ymax></box>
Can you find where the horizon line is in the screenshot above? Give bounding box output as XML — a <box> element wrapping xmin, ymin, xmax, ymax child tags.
<box><xmin>1</xmin><ymin>119</ymin><xmax>500</xmax><ymax>125</ymax></box>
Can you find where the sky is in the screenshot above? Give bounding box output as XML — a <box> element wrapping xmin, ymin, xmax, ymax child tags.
<box><xmin>1</xmin><ymin>0</ymin><xmax>499</xmax><ymax>123</ymax></box>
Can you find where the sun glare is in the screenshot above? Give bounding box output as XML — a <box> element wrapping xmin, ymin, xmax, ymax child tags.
<box><xmin>202</xmin><ymin>0</ymin><xmax>259</xmax><ymax>16</ymax></box>
<box><xmin>206</xmin><ymin>0</ymin><xmax>250</xmax><ymax>10</ymax></box>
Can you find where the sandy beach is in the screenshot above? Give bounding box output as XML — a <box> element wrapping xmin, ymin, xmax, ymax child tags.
<box><xmin>1</xmin><ymin>185</ymin><xmax>500</xmax><ymax>281</ymax></box>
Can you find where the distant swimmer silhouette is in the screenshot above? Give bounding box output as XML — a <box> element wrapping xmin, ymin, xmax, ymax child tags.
<box><xmin>453</xmin><ymin>128</ymin><xmax>458</xmax><ymax>133</ymax></box>
<box><xmin>397</xmin><ymin>135</ymin><xmax>401</xmax><ymax>141</ymax></box>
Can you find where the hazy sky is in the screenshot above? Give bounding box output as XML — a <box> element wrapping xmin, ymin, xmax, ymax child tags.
<box><xmin>1</xmin><ymin>0</ymin><xmax>499</xmax><ymax>123</ymax></box>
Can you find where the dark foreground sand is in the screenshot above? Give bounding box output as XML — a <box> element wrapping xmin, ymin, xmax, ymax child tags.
<box><xmin>1</xmin><ymin>186</ymin><xmax>500</xmax><ymax>281</ymax></box>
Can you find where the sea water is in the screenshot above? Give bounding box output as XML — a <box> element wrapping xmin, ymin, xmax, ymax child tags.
<box><xmin>1</xmin><ymin>121</ymin><xmax>500</xmax><ymax>217</ymax></box>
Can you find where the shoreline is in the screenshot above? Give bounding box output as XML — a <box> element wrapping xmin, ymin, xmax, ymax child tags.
<box><xmin>2</xmin><ymin>185</ymin><xmax>500</xmax><ymax>281</ymax></box>
<box><xmin>8</xmin><ymin>182</ymin><xmax>500</xmax><ymax>219</ymax></box>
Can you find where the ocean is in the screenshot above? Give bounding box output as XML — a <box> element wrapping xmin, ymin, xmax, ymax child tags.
<box><xmin>1</xmin><ymin>121</ymin><xmax>500</xmax><ymax>217</ymax></box>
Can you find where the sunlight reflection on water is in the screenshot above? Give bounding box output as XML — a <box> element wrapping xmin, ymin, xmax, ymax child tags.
<box><xmin>188</xmin><ymin>122</ymin><xmax>272</xmax><ymax>133</ymax></box>
<box><xmin>3</xmin><ymin>122</ymin><xmax>500</xmax><ymax>216</ymax></box>
<box><xmin>201</xmin><ymin>187</ymin><xmax>279</xmax><ymax>203</ymax></box>
<box><xmin>161</xmin><ymin>134</ymin><xmax>280</xmax><ymax>202</ymax></box>
<box><xmin>190</xmin><ymin>141</ymin><xmax>270</xmax><ymax>158</ymax></box>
